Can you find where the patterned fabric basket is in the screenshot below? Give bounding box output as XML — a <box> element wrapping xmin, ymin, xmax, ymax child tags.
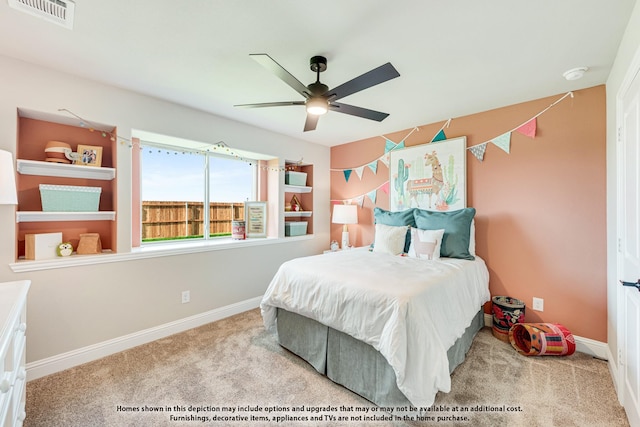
<box><xmin>492</xmin><ymin>296</ymin><xmax>525</xmax><ymax>342</ymax></box>
<box><xmin>509</xmin><ymin>323</ymin><xmax>576</xmax><ymax>356</ymax></box>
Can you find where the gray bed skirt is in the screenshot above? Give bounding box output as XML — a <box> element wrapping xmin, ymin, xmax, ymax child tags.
<box><xmin>276</xmin><ymin>308</ymin><xmax>485</xmax><ymax>407</ymax></box>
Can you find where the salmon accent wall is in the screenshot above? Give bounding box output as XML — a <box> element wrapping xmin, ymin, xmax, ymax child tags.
<box><xmin>330</xmin><ymin>86</ymin><xmax>606</xmax><ymax>342</ymax></box>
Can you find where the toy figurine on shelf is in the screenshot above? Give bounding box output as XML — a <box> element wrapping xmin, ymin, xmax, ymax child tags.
<box><xmin>290</xmin><ymin>194</ymin><xmax>303</xmax><ymax>212</ymax></box>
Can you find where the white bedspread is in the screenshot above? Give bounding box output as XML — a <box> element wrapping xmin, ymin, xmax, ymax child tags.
<box><xmin>260</xmin><ymin>249</ymin><xmax>490</xmax><ymax>408</ymax></box>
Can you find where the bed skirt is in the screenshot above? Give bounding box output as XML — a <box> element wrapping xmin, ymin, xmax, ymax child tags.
<box><xmin>276</xmin><ymin>308</ymin><xmax>485</xmax><ymax>407</ymax></box>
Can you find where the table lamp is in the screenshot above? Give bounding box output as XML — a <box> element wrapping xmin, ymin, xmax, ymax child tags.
<box><xmin>0</xmin><ymin>149</ymin><xmax>18</xmax><ymax>205</ymax></box>
<box><xmin>332</xmin><ymin>204</ymin><xmax>358</xmax><ymax>249</ymax></box>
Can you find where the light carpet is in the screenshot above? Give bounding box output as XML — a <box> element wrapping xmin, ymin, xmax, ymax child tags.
<box><xmin>25</xmin><ymin>309</ymin><xmax>628</xmax><ymax>427</ymax></box>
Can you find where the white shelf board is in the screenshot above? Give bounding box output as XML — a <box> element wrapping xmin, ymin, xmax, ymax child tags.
<box><xmin>284</xmin><ymin>184</ymin><xmax>312</xmax><ymax>193</ymax></box>
<box><xmin>16</xmin><ymin>211</ymin><xmax>116</xmax><ymax>223</ymax></box>
<box><xmin>17</xmin><ymin>159</ymin><xmax>116</xmax><ymax>180</ymax></box>
<box><xmin>284</xmin><ymin>211</ymin><xmax>312</xmax><ymax>217</ymax></box>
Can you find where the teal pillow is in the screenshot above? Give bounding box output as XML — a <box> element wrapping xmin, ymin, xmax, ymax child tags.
<box><xmin>373</xmin><ymin>207</ymin><xmax>415</xmax><ymax>253</ymax></box>
<box><xmin>413</xmin><ymin>207</ymin><xmax>476</xmax><ymax>260</ymax></box>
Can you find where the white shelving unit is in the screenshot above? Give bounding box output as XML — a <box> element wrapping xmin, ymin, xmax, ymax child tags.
<box><xmin>284</xmin><ymin>211</ymin><xmax>312</xmax><ymax>218</ymax></box>
<box><xmin>17</xmin><ymin>159</ymin><xmax>116</xmax><ymax>180</ymax></box>
<box><xmin>16</xmin><ymin>159</ymin><xmax>116</xmax><ymax>223</ymax></box>
<box><xmin>16</xmin><ymin>211</ymin><xmax>116</xmax><ymax>223</ymax></box>
<box><xmin>284</xmin><ymin>184</ymin><xmax>312</xmax><ymax>193</ymax></box>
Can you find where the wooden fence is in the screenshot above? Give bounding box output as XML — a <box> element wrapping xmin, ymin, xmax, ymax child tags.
<box><xmin>142</xmin><ymin>201</ymin><xmax>244</xmax><ymax>240</ymax></box>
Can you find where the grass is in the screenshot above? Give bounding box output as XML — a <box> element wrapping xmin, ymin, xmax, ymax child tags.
<box><xmin>142</xmin><ymin>233</ymin><xmax>231</xmax><ymax>243</ymax></box>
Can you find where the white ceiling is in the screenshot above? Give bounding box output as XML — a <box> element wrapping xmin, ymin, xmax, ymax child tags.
<box><xmin>0</xmin><ymin>1</ymin><xmax>636</xmax><ymax>147</ymax></box>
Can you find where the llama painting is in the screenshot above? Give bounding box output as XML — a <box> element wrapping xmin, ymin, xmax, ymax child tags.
<box><xmin>390</xmin><ymin>136</ymin><xmax>466</xmax><ymax>212</ymax></box>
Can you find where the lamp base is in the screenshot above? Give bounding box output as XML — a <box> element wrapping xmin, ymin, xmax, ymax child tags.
<box><xmin>341</xmin><ymin>230</ymin><xmax>350</xmax><ymax>250</ymax></box>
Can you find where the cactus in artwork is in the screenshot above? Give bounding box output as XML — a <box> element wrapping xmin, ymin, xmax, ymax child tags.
<box><xmin>439</xmin><ymin>155</ymin><xmax>459</xmax><ymax>207</ymax></box>
<box><xmin>394</xmin><ymin>158</ymin><xmax>409</xmax><ymax>197</ymax></box>
<box><xmin>445</xmin><ymin>155</ymin><xmax>458</xmax><ymax>187</ymax></box>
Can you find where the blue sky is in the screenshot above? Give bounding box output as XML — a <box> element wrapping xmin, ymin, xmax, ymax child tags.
<box><xmin>141</xmin><ymin>147</ymin><xmax>254</xmax><ymax>202</ymax></box>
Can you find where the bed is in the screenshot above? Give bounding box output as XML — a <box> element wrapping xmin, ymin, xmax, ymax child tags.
<box><xmin>260</xmin><ymin>207</ymin><xmax>490</xmax><ymax>408</ymax></box>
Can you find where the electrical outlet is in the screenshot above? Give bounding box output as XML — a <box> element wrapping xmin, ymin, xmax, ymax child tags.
<box><xmin>181</xmin><ymin>290</ymin><xmax>190</xmax><ymax>304</ymax></box>
<box><xmin>532</xmin><ymin>297</ymin><xmax>544</xmax><ymax>311</ymax></box>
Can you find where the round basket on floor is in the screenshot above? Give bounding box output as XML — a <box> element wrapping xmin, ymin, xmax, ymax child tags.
<box><xmin>492</xmin><ymin>296</ymin><xmax>525</xmax><ymax>342</ymax></box>
<box><xmin>509</xmin><ymin>323</ymin><xmax>576</xmax><ymax>356</ymax></box>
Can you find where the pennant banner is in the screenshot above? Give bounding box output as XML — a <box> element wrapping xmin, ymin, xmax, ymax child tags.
<box><xmin>367</xmin><ymin>189</ymin><xmax>377</xmax><ymax>205</ymax></box>
<box><xmin>469</xmin><ymin>143</ymin><xmax>487</xmax><ymax>162</ymax></box>
<box><xmin>343</xmin><ymin>170</ymin><xmax>352</xmax><ymax>182</ymax></box>
<box><xmin>431</xmin><ymin>129</ymin><xmax>447</xmax><ymax>142</ymax></box>
<box><xmin>516</xmin><ymin>118</ymin><xmax>537</xmax><ymax>138</ymax></box>
<box><xmin>367</xmin><ymin>160</ymin><xmax>378</xmax><ymax>175</ymax></box>
<box><xmin>380</xmin><ymin>181</ymin><xmax>390</xmax><ymax>195</ymax></box>
<box><xmin>385</xmin><ymin>139</ymin><xmax>405</xmax><ymax>153</ymax></box>
<box><xmin>354</xmin><ymin>166</ymin><xmax>365</xmax><ymax>180</ymax></box>
<box><xmin>492</xmin><ymin>132</ymin><xmax>512</xmax><ymax>153</ymax></box>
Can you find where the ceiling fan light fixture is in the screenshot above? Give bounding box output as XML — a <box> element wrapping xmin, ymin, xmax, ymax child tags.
<box><xmin>306</xmin><ymin>97</ymin><xmax>329</xmax><ymax>116</ymax></box>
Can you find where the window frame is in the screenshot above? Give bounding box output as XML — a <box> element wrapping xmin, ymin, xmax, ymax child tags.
<box><xmin>139</xmin><ymin>140</ymin><xmax>258</xmax><ymax>245</ymax></box>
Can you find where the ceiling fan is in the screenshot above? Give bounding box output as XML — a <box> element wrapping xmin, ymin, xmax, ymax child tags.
<box><xmin>235</xmin><ymin>54</ymin><xmax>400</xmax><ymax>132</ymax></box>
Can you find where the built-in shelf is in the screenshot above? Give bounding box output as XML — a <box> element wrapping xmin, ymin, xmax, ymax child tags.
<box><xmin>284</xmin><ymin>211</ymin><xmax>313</xmax><ymax>217</ymax></box>
<box><xmin>17</xmin><ymin>159</ymin><xmax>116</xmax><ymax>180</ymax></box>
<box><xmin>284</xmin><ymin>184</ymin><xmax>312</xmax><ymax>193</ymax></box>
<box><xmin>16</xmin><ymin>211</ymin><xmax>116</xmax><ymax>223</ymax></box>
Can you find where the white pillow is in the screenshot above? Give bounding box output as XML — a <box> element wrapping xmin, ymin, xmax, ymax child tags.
<box><xmin>408</xmin><ymin>228</ymin><xmax>445</xmax><ymax>260</ymax></box>
<box><xmin>373</xmin><ymin>223</ymin><xmax>409</xmax><ymax>255</ymax></box>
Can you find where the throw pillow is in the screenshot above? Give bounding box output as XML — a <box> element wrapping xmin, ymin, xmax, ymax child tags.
<box><xmin>373</xmin><ymin>207</ymin><xmax>415</xmax><ymax>253</ymax></box>
<box><xmin>408</xmin><ymin>228</ymin><xmax>445</xmax><ymax>260</ymax></box>
<box><xmin>372</xmin><ymin>223</ymin><xmax>410</xmax><ymax>255</ymax></box>
<box><xmin>413</xmin><ymin>207</ymin><xmax>476</xmax><ymax>260</ymax></box>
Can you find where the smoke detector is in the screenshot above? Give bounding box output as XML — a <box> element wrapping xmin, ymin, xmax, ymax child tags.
<box><xmin>563</xmin><ymin>67</ymin><xmax>588</xmax><ymax>81</ymax></box>
<box><xmin>8</xmin><ymin>0</ymin><xmax>75</xmax><ymax>30</ymax></box>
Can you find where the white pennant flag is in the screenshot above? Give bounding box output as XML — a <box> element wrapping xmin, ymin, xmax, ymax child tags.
<box><xmin>492</xmin><ymin>132</ymin><xmax>512</xmax><ymax>153</ymax></box>
<box><xmin>355</xmin><ymin>166</ymin><xmax>365</xmax><ymax>180</ymax></box>
<box><xmin>379</xmin><ymin>153</ymin><xmax>390</xmax><ymax>167</ymax></box>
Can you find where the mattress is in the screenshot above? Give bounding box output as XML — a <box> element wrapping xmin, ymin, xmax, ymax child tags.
<box><xmin>261</xmin><ymin>249</ymin><xmax>490</xmax><ymax>407</ymax></box>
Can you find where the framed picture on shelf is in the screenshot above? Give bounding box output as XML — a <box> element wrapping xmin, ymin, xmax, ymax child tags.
<box><xmin>245</xmin><ymin>201</ymin><xmax>267</xmax><ymax>238</ymax></box>
<box><xmin>76</xmin><ymin>144</ymin><xmax>103</xmax><ymax>167</ymax></box>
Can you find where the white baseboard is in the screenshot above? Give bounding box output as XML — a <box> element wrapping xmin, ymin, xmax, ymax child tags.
<box><xmin>26</xmin><ymin>296</ymin><xmax>262</xmax><ymax>381</ymax></box>
<box><xmin>484</xmin><ymin>313</ymin><xmax>492</xmax><ymax>327</ymax></box>
<box><xmin>482</xmin><ymin>314</ymin><xmax>608</xmax><ymax>359</ymax></box>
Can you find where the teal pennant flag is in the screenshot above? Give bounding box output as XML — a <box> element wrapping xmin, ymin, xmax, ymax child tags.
<box><xmin>367</xmin><ymin>160</ymin><xmax>378</xmax><ymax>175</ymax></box>
<box><xmin>367</xmin><ymin>189</ymin><xmax>377</xmax><ymax>205</ymax></box>
<box><xmin>384</xmin><ymin>139</ymin><xmax>405</xmax><ymax>153</ymax></box>
<box><xmin>343</xmin><ymin>169</ymin><xmax>352</xmax><ymax>182</ymax></box>
<box><xmin>431</xmin><ymin>129</ymin><xmax>447</xmax><ymax>142</ymax></box>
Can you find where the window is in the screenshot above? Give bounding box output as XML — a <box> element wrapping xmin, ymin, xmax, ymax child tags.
<box><xmin>140</xmin><ymin>142</ymin><xmax>257</xmax><ymax>243</ymax></box>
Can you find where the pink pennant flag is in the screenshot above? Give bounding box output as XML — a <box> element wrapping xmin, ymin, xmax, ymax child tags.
<box><xmin>380</xmin><ymin>181</ymin><xmax>390</xmax><ymax>195</ymax></box>
<box><xmin>516</xmin><ymin>118</ymin><xmax>536</xmax><ymax>138</ymax></box>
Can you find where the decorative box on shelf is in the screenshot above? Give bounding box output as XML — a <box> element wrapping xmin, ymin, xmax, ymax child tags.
<box><xmin>285</xmin><ymin>171</ymin><xmax>307</xmax><ymax>186</ymax></box>
<box><xmin>25</xmin><ymin>232</ymin><xmax>62</xmax><ymax>260</ymax></box>
<box><xmin>39</xmin><ymin>184</ymin><xmax>101</xmax><ymax>212</ymax></box>
<box><xmin>285</xmin><ymin>221</ymin><xmax>308</xmax><ymax>236</ymax></box>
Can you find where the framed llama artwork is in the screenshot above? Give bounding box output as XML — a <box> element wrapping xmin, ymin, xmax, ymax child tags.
<box><xmin>389</xmin><ymin>136</ymin><xmax>467</xmax><ymax>212</ymax></box>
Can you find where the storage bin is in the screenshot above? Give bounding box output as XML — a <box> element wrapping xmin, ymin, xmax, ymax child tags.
<box><xmin>285</xmin><ymin>221</ymin><xmax>308</xmax><ymax>236</ymax></box>
<box><xmin>39</xmin><ymin>184</ymin><xmax>101</xmax><ymax>212</ymax></box>
<box><xmin>285</xmin><ymin>171</ymin><xmax>307</xmax><ymax>186</ymax></box>
<box><xmin>491</xmin><ymin>296</ymin><xmax>525</xmax><ymax>342</ymax></box>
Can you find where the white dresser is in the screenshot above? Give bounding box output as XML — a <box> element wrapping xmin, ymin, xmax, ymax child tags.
<box><xmin>0</xmin><ymin>281</ymin><xmax>30</xmax><ymax>427</ymax></box>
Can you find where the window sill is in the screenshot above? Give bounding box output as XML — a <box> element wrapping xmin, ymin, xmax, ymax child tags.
<box><xmin>9</xmin><ymin>234</ymin><xmax>314</xmax><ymax>272</ymax></box>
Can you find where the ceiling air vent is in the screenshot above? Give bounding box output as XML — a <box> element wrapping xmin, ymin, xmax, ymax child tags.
<box><xmin>8</xmin><ymin>0</ymin><xmax>75</xmax><ymax>30</ymax></box>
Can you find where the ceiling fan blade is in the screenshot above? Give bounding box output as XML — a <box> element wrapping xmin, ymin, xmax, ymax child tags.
<box><xmin>250</xmin><ymin>54</ymin><xmax>310</xmax><ymax>98</ymax></box>
<box><xmin>303</xmin><ymin>114</ymin><xmax>320</xmax><ymax>132</ymax></box>
<box><xmin>329</xmin><ymin>102</ymin><xmax>389</xmax><ymax>121</ymax></box>
<box><xmin>234</xmin><ymin>101</ymin><xmax>305</xmax><ymax>108</ymax></box>
<box><xmin>325</xmin><ymin>62</ymin><xmax>400</xmax><ymax>101</ymax></box>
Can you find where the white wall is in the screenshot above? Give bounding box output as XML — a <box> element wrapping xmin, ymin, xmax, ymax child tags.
<box><xmin>0</xmin><ymin>55</ymin><xmax>330</xmax><ymax>364</ymax></box>
<box><xmin>606</xmin><ymin>0</ymin><xmax>640</xmax><ymax>386</ymax></box>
